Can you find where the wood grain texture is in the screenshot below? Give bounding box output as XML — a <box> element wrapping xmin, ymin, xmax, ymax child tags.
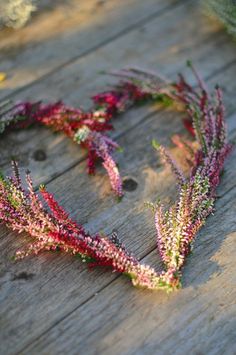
<box><xmin>24</xmin><ymin>231</ymin><xmax>236</xmax><ymax>355</ymax></box>
<box><xmin>20</xmin><ymin>120</ymin><xmax>236</xmax><ymax>355</ymax></box>
<box><xmin>0</xmin><ymin>0</ymin><xmax>178</xmax><ymax>101</ymax></box>
<box><xmin>1</xmin><ymin>82</ymin><xmax>236</xmax><ymax>354</ymax></box>
<box><xmin>0</xmin><ymin>0</ymin><xmax>236</xmax><ymax>354</ymax></box>
<box><xmin>1</xmin><ymin>0</ymin><xmax>236</xmax><ymax>185</ymax></box>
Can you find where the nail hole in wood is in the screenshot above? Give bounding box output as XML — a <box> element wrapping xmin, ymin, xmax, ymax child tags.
<box><xmin>122</xmin><ymin>177</ymin><xmax>138</xmax><ymax>192</ymax></box>
<box><xmin>12</xmin><ymin>272</ymin><xmax>35</xmax><ymax>281</ymax></box>
<box><xmin>33</xmin><ymin>149</ymin><xmax>47</xmax><ymax>161</ymax></box>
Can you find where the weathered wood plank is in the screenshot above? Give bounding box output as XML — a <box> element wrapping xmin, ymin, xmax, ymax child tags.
<box><xmin>1</xmin><ymin>0</ymin><xmax>236</xmax><ymax>189</ymax></box>
<box><xmin>26</xmin><ymin>227</ymin><xmax>236</xmax><ymax>355</ymax></box>
<box><xmin>0</xmin><ymin>109</ymin><xmax>180</xmax><ymax>355</ymax></box>
<box><xmin>30</xmin><ymin>246</ymin><xmax>236</xmax><ymax>355</ymax></box>
<box><xmin>0</xmin><ymin>0</ymin><xmax>179</xmax><ymax>101</ymax></box>
<box><xmin>17</xmin><ymin>117</ymin><xmax>236</xmax><ymax>354</ymax></box>
<box><xmin>22</xmin><ymin>119</ymin><xmax>236</xmax><ymax>355</ymax></box>
<box><xmin>1</xmin><ymin>68</ymin><xmax>236</xmax><ymax>354</ymax></box>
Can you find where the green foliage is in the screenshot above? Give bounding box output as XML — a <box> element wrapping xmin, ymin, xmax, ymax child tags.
<box><xmin>205</xmin><ymin>0</ymin><xmax>236</xmax><ymax>36</ymax></box>
<box><xmin>153</xmin><ymin>93</ymin><xmax>173</xmax><ymax>107</ymax></box>
<box><xmin>152</xmin><ymin>139</ymin><xmax>161</xmax><ymax>150</ymax></box>
<box><xmin>0</xmin><ymin>0</ymin><xmax>37</xmax><ymax>29</ymax></box>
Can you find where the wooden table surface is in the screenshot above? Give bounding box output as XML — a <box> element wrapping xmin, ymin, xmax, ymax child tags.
<box><xmin>0</xmin><ymin>1</ymin><xmax>236</xmax><ymax>354</ymax></box>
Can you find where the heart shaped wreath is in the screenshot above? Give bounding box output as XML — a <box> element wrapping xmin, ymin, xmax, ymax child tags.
<box><xmin>0</xmin><ymin>63</ymin><xmax>232</xmax><ymax>292</ymax></box>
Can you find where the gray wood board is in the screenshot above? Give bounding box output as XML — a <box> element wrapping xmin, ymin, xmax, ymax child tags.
<box><xmin>0</xmin><ymin>0</ymin><xmax>179</xmax><ymax>100</ymax></box>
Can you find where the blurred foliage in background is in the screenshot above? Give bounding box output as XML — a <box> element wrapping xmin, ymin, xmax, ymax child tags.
<box><xmin>0</xmin><ymin>0</ymin><xmax>37</xmax><ymax>29</ymax></box>
<box><xmin>1</xmin><ymin>0</ymin><xmax>236</xmax><ymax>36</ymax></box>
<box><xmin>205</xmin><ymin>0</ymin><xmax>236</xmax><ymax>36</ymax></box>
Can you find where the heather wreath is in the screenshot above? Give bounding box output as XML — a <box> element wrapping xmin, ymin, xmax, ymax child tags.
<box><xmin>0</xmin><ymin>64</ymin><xmax>232</xmax><ymax>291</ymax></box>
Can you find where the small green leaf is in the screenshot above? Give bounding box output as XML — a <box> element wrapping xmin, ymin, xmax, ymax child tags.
<box><xmin>117</xmin><ymin>146</ymin><xmax>124</xmax><ymax>153</ymax></box>
<box><xmin>186</xmin><ymin>59</ymin><xmax>192</xmax><ymax>67</ymax></box>
<box><xmin>152</xmin><ymin>139</ymin><xmax>161</xmax><ymax>150</ymax></box>
<box><xmin>116</xmin><ymin>195</ymin><xmax>123</xmax><ymax>203</ymax></box>
<box><xmin>98</xmin><ymin>70</ymin><xmax>107</xmax><ymax>75</ymax></box>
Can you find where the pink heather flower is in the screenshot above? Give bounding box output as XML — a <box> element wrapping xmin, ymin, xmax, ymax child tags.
<box><xmin>113</xmin><ymin>65</ymin><xmax>232</xmax><ymax>284</ymax></box>
<box><xmin>0</xmin><ymin>69</ymin><xmax>168</xmax><ymax>198</ymax></box>
<box><xmin>130</xmin><ymin>64</ymin><xmax>231</xmax><ymax>280</ymax></box>
<box><xmin>0</xmin><ymin>162</ymin><xmax>178</xmax><ymax>291</ymax></box>
<box><xmin>92</xmin><ymin>82</ymin><xmax>150</xmax><ymax>116</ymax></box>
<box><xmin>0</xmin><ymin>100</ymin><xmax>122</xmax><ymax>196</ymax></box>
<box><xmin>87</xmin><ymin>131</ymin><xmax>123</xmax><ymax>197</ymax></box>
